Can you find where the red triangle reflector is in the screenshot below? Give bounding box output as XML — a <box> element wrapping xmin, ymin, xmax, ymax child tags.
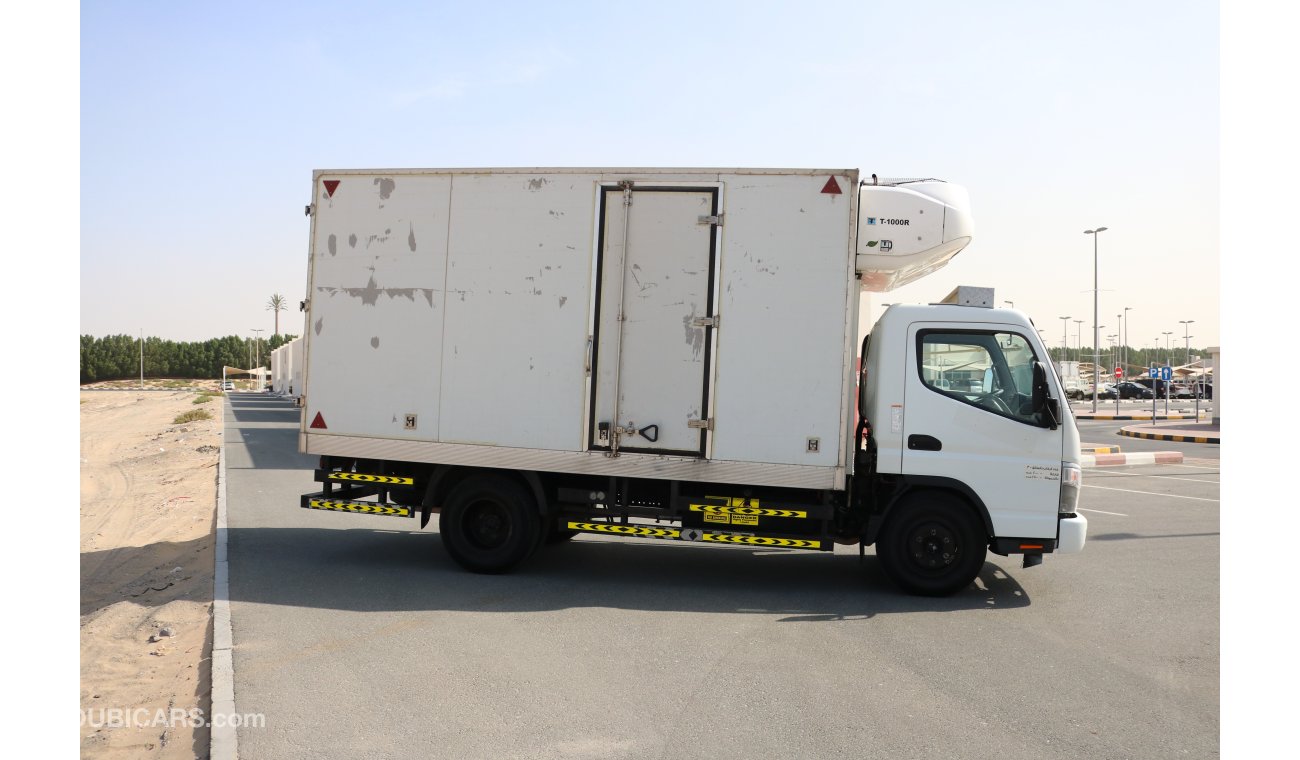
<box><xmin>310</xmin><ymin>412</ymin><xmax>328</xmax><ymax>429</ymax></box>
<box><xmin>323</xmin><ymin>180</ymin><xmax>340</xmax><ymax>198</ymax></box>
<box><xmin>821</xmin><ymin>176</ymin><xmax>842</xmax><ymax>195</ymax></box>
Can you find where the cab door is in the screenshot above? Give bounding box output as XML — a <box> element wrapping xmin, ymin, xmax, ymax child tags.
<box><xmin>901</xmin><ymin>323</ymin><xmax>1064</xmax><ymax>539</ymax></box>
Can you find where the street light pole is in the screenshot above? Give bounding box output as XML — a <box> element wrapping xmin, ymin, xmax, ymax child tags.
<box><xmin>1123</xmin><ymin>306</ymin><xmax>1132</xmax><ymax>380</ymax></box>
<box><xmin>1004</xmin><ymin>300</ymin><xmax>1014</xmax><ymax>310</ymax></box>
<box><xmin>1073</xmin><ymin>319</ymin><xmax>1083</xmax><ymax>362</ymax></box>
<box><xmin>1085</xmin><ymin>227</ymin><xmax>1108</xmax><ymax>412</ymax></box>
<box><xmin>1059</xmin><ymin>316</ymin><xmax>1071</xmax><ymax>363</ymax></box>
<box><xmin>252</xmin><ymin>328</ymin><xmax>265</xmax><ymax>390</ymax></box>
<box><xmin>1179</xmin><ymin>319</ymin><xmax>1195</xmax><ymax>365</ymax></box>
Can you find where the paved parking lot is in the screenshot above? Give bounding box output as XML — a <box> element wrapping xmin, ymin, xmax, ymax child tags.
<box><xmin>224</xmin><ymin>395</ymin><xmax>1218</xmax><ymax>760</ymax></box>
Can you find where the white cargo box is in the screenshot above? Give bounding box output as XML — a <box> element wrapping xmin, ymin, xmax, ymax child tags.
<box><xmin>300</xmin><ymin>168</ymin><xmax>868</xmax><ymax>490</ymax></box>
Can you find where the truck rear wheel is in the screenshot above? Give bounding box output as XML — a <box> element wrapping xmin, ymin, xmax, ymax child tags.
<box><xmin>877</xmin><ymin>493</ymin><xmax>987</xmax><ymax>596</ymax></box>
<box><xmin>439</xmin><ymin>475</ymin><xmax>541</xmax><ymax>574</ymax></box>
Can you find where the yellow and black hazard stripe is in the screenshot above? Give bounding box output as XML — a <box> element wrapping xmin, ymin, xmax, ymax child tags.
<box><xmin>305</xmin><ymin>498</ymin><xmax>411</xmax><ymax>517</ymax></box>
<box><xmin>564</xmin><ymin>521</ymin><xmax>824</xmax><ymax>550</ymax></box>
<box><xmin>566</xmin><ymin>522</ymin><xmax>680</xmax><ymax>539</ymax></box>
<box><xmin>326</xmin><ymin>472</ymin><xmax>414</xmax><ymax>485</ymax></box>
<box><xmin>688</xmin><ymin>504</ymin><xmax>808</xmax><ymax>519</ymax></box>
<box><xmin>701</xmin><ymin>534</ymin><xmax>822</xmax><ymax>549</ymax></box>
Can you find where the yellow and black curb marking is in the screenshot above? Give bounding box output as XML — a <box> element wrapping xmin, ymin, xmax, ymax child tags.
<box><xmin>1082</xmin><ymin>446</ymin><xmax>1121</xmax><ymax>454</ymax></box>
<box><xmin>306</xmin><ymin>498</ymin><xmax>412</xmax><ymax>517</ymax></box>
<box><xmin>565</xmin><ymin>521</ymin><xmax>823</xmax><ymax>550</ymax></box>
<box><xmin>1077</xmin><ymin>414</ymin><xmax>1209</xmax><ymax>421</ymax></box>
<box><xmin>1118</xmin><ymin>429</ymin><xmax>1219</xmax><ymax>444</ymax></box>
<box><xmin>326</xmin><ymin>472</ymin><xmax>414</xmax><ymax>485</ymax></box>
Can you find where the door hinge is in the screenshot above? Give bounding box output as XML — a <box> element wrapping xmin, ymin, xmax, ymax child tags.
<box><xmin>304</xmin><ymin>203</ymin><xmax>314</xmax><ymax>216</ymax></box>
<box><xmin>698</xmin><ymin>213</ymin><xmax>724</xmax><ymax>227</ymax></box>
<box><xmin>687</xmin><ymin>418</ymin><xmax>713</xmax><ymax>430</ymax></box>
<box><xmin>691</xmin><ymin>316</ymin><xmax>719</xmax><ymax>328</ymax></box>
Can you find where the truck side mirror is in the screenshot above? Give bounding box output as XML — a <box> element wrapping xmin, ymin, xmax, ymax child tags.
<box><xmin>1032</xmin><ymin>361</ymin><xmax>1059</xmax><ymax>430</ymax></box>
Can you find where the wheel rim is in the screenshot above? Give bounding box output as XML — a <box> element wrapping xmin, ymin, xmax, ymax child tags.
<box><xmin>462</xmin><ymin>499</ymin><xmax>511</xmax><ymax>550</ymax></box>
<box><xmin>906</xmin><ymin>520</ymin><xmax>960</xmax><ymax>572</ymax></box>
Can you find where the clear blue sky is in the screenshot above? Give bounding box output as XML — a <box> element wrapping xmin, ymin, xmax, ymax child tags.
<box><xmin>80</xmin><ymin>0</ymin><xmax>1219</xmax><ymax>347</ymax></box>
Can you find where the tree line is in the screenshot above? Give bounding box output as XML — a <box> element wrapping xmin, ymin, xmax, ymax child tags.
<box><xmin>80</xmin><ymin>333</ymin><xmax>298</xmax><ymax>384</ymax></box>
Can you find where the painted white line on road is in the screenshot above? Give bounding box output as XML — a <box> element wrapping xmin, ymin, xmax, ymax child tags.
<box><xmin>1079</xmin><ymin>507</ymin><xmax>1129</xmax><ymax>517</ymax></box>
<box><xmin>1088</xmin><ymin>471</ymin><xmax>1221</xmax><ymax>484</ymax></box>
<box><xmin>1082</xmin><ymin>484</ymin><xmax>1219</xmax><ymax>503</ymax></box>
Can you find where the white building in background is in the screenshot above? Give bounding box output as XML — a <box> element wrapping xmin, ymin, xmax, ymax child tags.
<box><xmin>270</xmin><ymin>338</ymin><xmax>304</xmax><ymax>399</ymax></box>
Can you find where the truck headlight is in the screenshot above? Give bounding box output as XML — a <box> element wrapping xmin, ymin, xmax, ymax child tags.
<box><xmin>1059</xmin><ymin>462</ymin><xmax>1082</xmax><ymax>516</ymax></box>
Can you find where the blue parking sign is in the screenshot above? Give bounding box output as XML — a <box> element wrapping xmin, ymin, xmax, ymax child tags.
<box><xmin>1161</xmin><ymin>366</ymin><xmax>1172</xmax><ymax>381</ymax></box>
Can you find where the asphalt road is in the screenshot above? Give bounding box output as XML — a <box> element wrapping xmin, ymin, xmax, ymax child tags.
<box><xmin>225</xmin><ymin>394</ymin><xmax>1219</xmax><ymax>760</ymax></box>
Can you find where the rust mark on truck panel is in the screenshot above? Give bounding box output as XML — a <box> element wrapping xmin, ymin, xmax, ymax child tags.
<box><xmin>408</xmin><ymin>224</ymin><xmax>416</xmax><ymax>252</ymax></box>
<box><xmin>374</xmin><ymin>177</ymin><xmax>395</xmax><ymax>200</ymax></box>
<box><xmin>682</xmin><ymin>309</ymin><xmax>704</xmax><ymax>358</ymax></box>
<box><xmin>348</xmin><ymin>233</ymin><xmax>358</xmax><ymax>248</ymax></box>
<box><xmin>318</xmin><ymin>281</ymin><xmax>436</xmax><ymax>307</ymax></box>
<box><xmin>327</xmin><ymin>234</ymin><xmax>337</xmax><ymax>256</ymax></box>
<box><xmin>528</xmin><ymin>178</ymin><xmax>549</xmax><ymax>191</ymax></box>
<box><xmin>370</xmin><ymin>337</ymin><xmax>380</xmax><ymax>349</ymax></box>
<box><xmin>558</xmin><ymin>296</ymin><xmax>568</xmax><ymax>308</ymax></box>
<box><xmin>314</xmin><ymin>317</ymin><xmax>323</xmax><ymax>335</ymax></box>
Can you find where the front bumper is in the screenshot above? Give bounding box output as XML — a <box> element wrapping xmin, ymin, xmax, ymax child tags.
<box><xmin>1057</xmin><ymin>514</ymin><xmax>1088</xmax><ymax>553</ymax></box>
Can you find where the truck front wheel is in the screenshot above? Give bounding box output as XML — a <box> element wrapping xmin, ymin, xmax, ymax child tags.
<box><xmin>877</xmin><ymin>493</ymin><xmax>987</xmax><ymax>596</ymax></box>
<box><xmin>439</xmin><ymin>475</ymin><xmax>541</xmax><ymax>574</ymax></box>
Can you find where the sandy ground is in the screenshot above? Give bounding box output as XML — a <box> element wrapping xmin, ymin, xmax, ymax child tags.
<box><xmin>81</xmin><ymin>387</ymin><xmax>222</xmax><ymax>758</ymax></box>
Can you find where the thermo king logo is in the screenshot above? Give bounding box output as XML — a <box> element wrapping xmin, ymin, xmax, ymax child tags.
<box><xmin>867</xmin><ymin>217</ymin><xmax>877</xmax><ymax>224</ymax></box>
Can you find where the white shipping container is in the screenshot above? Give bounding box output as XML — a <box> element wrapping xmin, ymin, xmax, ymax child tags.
<box><xmin>299</xmin><ymin>168</ymin><xmax>972</xmax><ymax>491</ymax></box>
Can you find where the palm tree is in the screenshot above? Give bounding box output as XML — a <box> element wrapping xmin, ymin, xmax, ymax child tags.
<box><xmin>267</xmin><ymin>293</ymin><xmax>286</xmax><ymax>336</ymax></box>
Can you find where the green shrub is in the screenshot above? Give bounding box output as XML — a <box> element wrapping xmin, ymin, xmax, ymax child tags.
<box><xmin>173</xmin><ymin>409</ymin><xmax>212</xmax><ymax>424</ymax></box>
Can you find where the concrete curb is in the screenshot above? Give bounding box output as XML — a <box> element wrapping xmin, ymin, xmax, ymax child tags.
<box><xmin>1119</xmin><ymin>428</ymin><xmax>1220</xmax><ymax>444</ymax></box>
<box><xmin>1082</xmin><ymin>445</ymin><xmax>1121</xmax><ymax>454</ymax></box>
<box><xmin>210</xmin><ymin>406</ymin><xmax>237</xmax><ymax>760</ymax></box>
<box><xmin>1082</xmin><ymin>451</ymin><xmax>1184</xmax><ymax>468</ymax></box>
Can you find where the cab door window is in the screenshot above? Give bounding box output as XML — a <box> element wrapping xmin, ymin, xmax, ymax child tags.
<box><xmin>918</xmin><ymin>330</ymin><xmax>1043</xmax><ymax>425</ymax></box>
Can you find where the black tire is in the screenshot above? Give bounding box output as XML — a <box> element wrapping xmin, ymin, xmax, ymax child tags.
<box><xmin>876</xmin><ymin>492</ymin><xmax>988</xmax><ymax>596</ymax></box>
<box><xmin>543</xmin><ymin>520</ymin><xmax>580</xmax><ymax>544</ymax></box>
<box><xmin>439</xmin><ymin>475</ymin><xmax>541</xmax><ymax>574</ymax></box>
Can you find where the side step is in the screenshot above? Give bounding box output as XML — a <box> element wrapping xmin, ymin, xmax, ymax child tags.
<box><xmin>565</xmin><ymin>521</ymin><xmax>828</xmax><ymax>550</ymax></box>
<box><xmin>301</xmin><ymin>495</ymin><xmax>414</xmax><ymax>518</ymax></box>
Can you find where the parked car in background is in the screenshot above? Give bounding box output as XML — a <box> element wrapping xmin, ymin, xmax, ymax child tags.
<box><xmin>222</xmin><ymin>381</ymin><xmax>235</xmax><ymax>391</ymax></box>
<box><xmin>1099</xmin><ymin>381</ymin><xmax>1154</xmax><ymax>400</ymax></box>
<box><xmin>1062</xmin><ymin>379</ymin><xmax>1089</xmax><ymax>400</ymax></box>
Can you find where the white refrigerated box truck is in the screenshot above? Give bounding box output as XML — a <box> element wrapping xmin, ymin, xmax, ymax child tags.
<box><xmin>297</xmin><ymin>168</ymin><xmax>1085</xmax><ymax>595</ymax></box>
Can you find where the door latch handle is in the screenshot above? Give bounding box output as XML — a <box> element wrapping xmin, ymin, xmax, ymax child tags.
<box><xmin>907</xmin><ymin>434</ymin><xmax>942</xmax><ymax>451</ymax></box>
<box><xmin>637</xmin><ymin>424</ymin><xmax>659</xmax><ymax>443</ymax></box>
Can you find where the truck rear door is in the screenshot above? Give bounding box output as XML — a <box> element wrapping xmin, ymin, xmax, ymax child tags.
<box><xmin>901</xmin><ymin>323</ymin><xmax>1063</xmax><ymax>539</ymax></box>
<box><xmin>589</xmin><ymin>185</ymin><xmax>719</xmax><ymax>457</ymax></box>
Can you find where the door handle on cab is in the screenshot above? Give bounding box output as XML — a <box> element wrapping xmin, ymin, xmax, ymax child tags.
<box><xmin>907</xmin><ymin>434</ymin><xmax>942</xmax><ymax>451</ymax></box>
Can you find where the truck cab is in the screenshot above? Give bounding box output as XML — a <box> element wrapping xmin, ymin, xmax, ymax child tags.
<box><xmin>858</xmin><ymin>301</ymin><xmax>1086</xmax><ymax>594</ymax></box>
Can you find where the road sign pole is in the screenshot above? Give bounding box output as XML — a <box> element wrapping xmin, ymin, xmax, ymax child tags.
<box><xmin>1150</xmin><ymin>366</ymin><xmax>1158</xmax><ymax>425</ymax></box>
